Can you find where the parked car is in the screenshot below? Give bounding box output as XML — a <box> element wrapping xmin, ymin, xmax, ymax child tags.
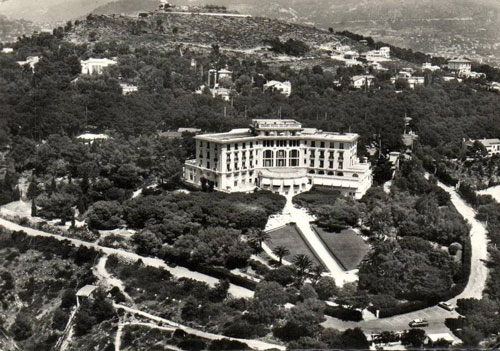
<box><xmin>409</xmin><ymin>319</ymin><xmax>429</xmax><ymax>328</ymax></box>
<box><xmin>438</xmin><ymin>302</ymin><xmax>455</xmax><ymax>311</ymax></box>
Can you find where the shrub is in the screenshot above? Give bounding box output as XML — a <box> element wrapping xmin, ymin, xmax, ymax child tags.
<box><xmin>323</xmin><ymin>305</ymin><xmax>363</xmax><ymax>322</ymax></box>
<box><xmin>52</xmin><ymin>308</ymin><xmax>69</xmax><ymax>331</ymax></box>
<box><xmin>10</xmin><ymin>312</ymin><xmax>32</xmax><ymax>341</ymax></box>
<box><xmin>208</xmin><ymin>339</ymin><xmax>250</xmax><ymax>351</ymax></box>
<box><xmin>177</xmin><ymin>338</ymin><xmax>206</xmax><ymax>351</ymax></box>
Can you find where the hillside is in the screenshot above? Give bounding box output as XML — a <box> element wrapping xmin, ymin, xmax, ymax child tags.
<box><xmin>0</xmin><ymin>15</ymin><xmax>40</xmax><ymax>43</ymax></box>
<box><xmin>2</xmin><ymin>0</ymin><xmax>500</xmax><ymax>64</ymax></box>
<box><xmin>173</xmin><ymin>0</ymin><xmax>500</xmax><ymax>65</ymax></box>
<box><xmin>67</xmin><ymin>12</ymin><xmax>347</xmax><ymax>51</ymax></box>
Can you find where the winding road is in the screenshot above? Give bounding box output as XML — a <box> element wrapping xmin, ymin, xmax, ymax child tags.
<box><xmin>0</xmin><ymin>177</ymin><xmax>489</xmax><ymax>344</ymax></box>
<box><xmin>322</xmin><ymin>179</ymin><xmax>489</xmax><ymax>340</ymax></box>
<box><xmin>0</xmin><ymin>217</ymin><xmax>253</xmax><ymax>299</ymax></box>
<box><xmin>114</xmin><ymin>304</ymin><xmax>285</xmax><ymax>350</ymax></box>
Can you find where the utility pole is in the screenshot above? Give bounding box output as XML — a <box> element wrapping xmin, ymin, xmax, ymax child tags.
<box><xmin>378</xmin><ymin>133</ymin><xmax>382</xmax><ymax>159</ymax></box>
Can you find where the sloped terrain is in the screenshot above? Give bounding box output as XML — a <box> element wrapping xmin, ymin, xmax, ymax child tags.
<box><xmin>66</xmin><ymin>12</ymin><xmax>345</xmax><ymax>50</ymax></box>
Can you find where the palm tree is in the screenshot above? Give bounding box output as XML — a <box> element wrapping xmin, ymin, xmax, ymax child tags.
<box><xmin>248</xmin><ymin>229</ymin><xmax>271</xmax><ymax>250</ymax></box>
<box><xmin>311</xmin><ymin>264</ymin><xmax>325</xmax><ymax>284</ymax></box>
<box><xmin>272</xmin><ymin>245</ymin><xmax>290</xmax><ymax>265</ymax></box>
<box><xmin>292</xmin><ymin>254</ymin><xmax>313</xmax><ymax>283</ymax></box>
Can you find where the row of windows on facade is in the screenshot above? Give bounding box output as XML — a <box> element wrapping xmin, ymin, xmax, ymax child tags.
<box><xmin>198</xmin><ymin>140</ymin><xmax>351</xmax><ymax>151</ymax></box>
<box><xmin>200</xmin><ymin>158</ymin><xmax>344</xmax><ymax>171</ymax></box>
<box><xmin>262</xmin><ymin>150</ymin><xmax>345</xmax><ymax>160</ymax></box>
<box><xmin>200</xmin><ymin>149</ymin><xmax>346</xmax><ymax>161</ymax></box>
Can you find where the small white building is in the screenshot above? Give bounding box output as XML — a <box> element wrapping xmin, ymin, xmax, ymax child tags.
<box><xmin>212</xmin><ymin>87</ymin><xmax>231</xmax><ymax>101</ymax></box>
<box><xmin>343</xmin><ymin>50</ymin><xmax>359</xmax><ymax>59</ymax></box>
<box><xmin>17</xmin><ymin>56</ymin><xmax>40</xmax><ymax>70</ymax></box>
<box><xmin>351</xmin><ymin>75</ymin><xmax>374</xmax><ymax>89</ymax></box>
<box><xmin>447</xmin><ymin>58</ymin><xmax>472</xmax><ymax>74</ymax></box>
<box><xmin>388</xmin><ymin>151</ymin><xmax>401</xmax><ymax>170</ymax></box>
<box><xmin>77</xmin><ymin>133</ymin><xmax>110</xmax><ymax>145</ymax></box>
<box><xmin>391</xmin><ymin>72</ymin><xmax>425</xmax><ymax>89</ymax></box>
<box><xmin>76</xmin><ymin>285</ymin><xmax>98</xmax><ymax>306</ymax></box>
<box><xmin>119</xmin><ymin>83</ymin><xmax>138</xmax><ymax>95</ymax></box>
<box><xmin>460</xmin><ymin>71</ymin><xmax>486</xmax><ymax>79</ymax></box>
<box><xmin>422</xmin><ymin>62</ymin><xmax>440</xmax><ymax>71</ymax></box>
<box><xmin>426</xmin><ymin>333</ymin><xmax>455</xmax><ymax>346</ymax></box>
<box><xmin>488</xmin><ymin>82</ymin><xmax>500</xmax><ymax>92</ymax></box>
<box><xmin>81</xmin><ymin>58</ymin><xmax>117</xmax><ymax>75</ymax></box>
<box><xmin>407</xmin><ymin>76</ymin><xmax>425</xmax><ymax>89</ymax></box>
<box><xmin>443</xmin><ymin>76</ymin><xmax>463</xmax><ymax>83</ymax></box>
<box><xmin>345</xmin><ymin>59</ymin><xmax>362</xmax><ymax>67</ymax></box>
<box><xmin>263</xmin><ymin>80</ymin><xmax>292</xmax><ymax>97</ymax></box>
<box><xmin>335</xmin><ymin>45</ymin><xmax>352</xmax><ymax>54</ymax></box>
<box><xmin>208</xmin><ymin>68</ymin><xmax>233</xmax><ymax>88</ymax></box>
<box><xmin>1</xmin><ymin>47</ymin><xmax>13</xmax><ymax>54</ymax></box>
<box><xmin>476</xmin><ymin>138</ymin><xmax>500</xmax><ymax>156</ymax></box>
<box><xmin>366</xmin><ymin>46</ymin><xmax>390</xmax><ymax>59</ymax></box>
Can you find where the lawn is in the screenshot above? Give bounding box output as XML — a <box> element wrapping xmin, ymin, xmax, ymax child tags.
<box><xmin>266</xmin><ymin>224</ymin><xmax>322</xmax><ymax>267</ymax></box>
<box><xmin>313</xmin><ymin>225</ymin><xmax>370</xmax><ymax>271</ymax></box>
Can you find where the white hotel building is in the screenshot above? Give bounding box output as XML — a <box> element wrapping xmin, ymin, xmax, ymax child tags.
<box><xmin>183</xmin><ymin>119</ymin><xmax>372</xmax><ymax>198</ymax></box>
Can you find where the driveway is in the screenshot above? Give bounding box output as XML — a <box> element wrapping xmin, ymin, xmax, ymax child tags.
<box><xmin>322</xmin><ymin>179</ymin><xmax>488</xmax><ymax>343</ymax></box>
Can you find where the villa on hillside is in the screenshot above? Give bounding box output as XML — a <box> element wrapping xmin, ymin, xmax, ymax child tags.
<box><xmin>351</xmin><ymin>75</ymin><xmax>374</xmax><ymax>89</ymax></box>
<box><xmin>447</xmin><ymin>58</ymin><xmax>472</xmax><ymax>74</ymax></box>
<box><xmin>81</xmin><ymin>58</ymin><xmax>118</xmax><ymax>75</ymax></box>
<box><xmin>183</xmin><ymin>119</ymin><xmax>372</xmax><ymax>199</ymax></box>
<box><xmin>391</xmin><ymin>72</ymin><xmax>425</xmax><ymax>89</ymax></box>
<box><xmin>422</xmin><ymin>62</ymin><xmax>440</xmax><ymax>71</ymax></box>
<box><xmin>365</xmin><ymin>46</ymin><xmax>390</xmax><ymax>59</ymax></box>
<box><xmin>263</xmin><ymin>80</ymin><xmax>292</xmax><ymax>97</ymax></box>
<box><xmin>16</xmin><ymin>56</ymin><xmax>40</xmax><ymax>70</ymax></box>
<box><xmin>473</xmin><ymin>138</ymin><xmax>500</xmax><ymax>157</ymax></box>
<box><xmin>120</xmin><ymin>83</ymin><xmax>138</xmax><ymax>95</ymax></box>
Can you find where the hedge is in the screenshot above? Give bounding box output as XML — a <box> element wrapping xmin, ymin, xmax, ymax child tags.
<box><xmin>162</xmin><ymin>252</ymin><xmax>258</xmax><ymax>291</ymax></box>
<box><xmin>324</xmin><ymin>305</ymin><xmax>363</xmax><ymax>321</ymax></box>
<box><xmin>368</xmin><ymin>300</ymin><xmax>431</xmax><ymax>318</ymax></box>
<box><xmin>368</xmin><ymin>236</ymin><xmax>471</xmax><ymax>318</ymax></box>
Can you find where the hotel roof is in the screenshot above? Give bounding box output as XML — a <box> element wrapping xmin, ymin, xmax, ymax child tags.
<box><xmin>448</xmin><ymin>58</ymin><xmax>471</xmax><ymax>63</ymax></box>
<box><xmin>195</xmin><ymin>124</ymin><xmax>359</xmax><ymax>143</ymax></box>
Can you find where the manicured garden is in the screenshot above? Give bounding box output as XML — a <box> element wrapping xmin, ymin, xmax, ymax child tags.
<box><xmin>266</xmin><ymin>224</ymin><xmax>322</xmax><ymax>267</ymax></box>
<box><xmin>313</xmin><ymin>225</ymin><xmax>370</xmax><ymax>271</ymax></box>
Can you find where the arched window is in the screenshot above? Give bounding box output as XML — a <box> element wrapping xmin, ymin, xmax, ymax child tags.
<box><xmin>318</xmin><ymin>170</ymin><xmax>325</xmax><ymax>175</ymax></box>
<box><xmin>276</xmin><ymin>149</ymin><xmax>286</xmax><ymax>167</ymax></box>
<box><xmin>327</xmin><ymin>171</ymin><xmax>334</xmax><ymax>176</ymax></box>
<box><xmin>353</xmin><ymin>173</ymin><xmax>359</xmax><ymax>178</ymax></box>
<box><xmin>289</xmin><ymin>149</ymin><xmax>299</xmax><ymax>166</ymax></box>
<box><xmin>308</xmin><ymin>170</ymin><xmax>315</xmax><ymax>174</ymax></box>
<box><xmin>337</xmin><ymin>172</ymin><xmax>344</xmax><ymax>177</ymax></box>
<box><xmin>264</xmin><ymin>150</ymin><xmax>274</xmax><ymax>167</ymax></box>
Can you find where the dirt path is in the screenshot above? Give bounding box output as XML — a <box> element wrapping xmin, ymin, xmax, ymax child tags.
<box><xmin>114</xmin><ymin>304</ymin><xmax>286</xmax><ymax>351</ymax></box>
<box><xmin>437</xmin><ymin>180</ymin><xmax>488</xmax><ymax>302</ymax></box>
<box><xmin>94</xmin><ymin>256</ymin><xmax>134</xmax><ymax>303</ymax></box>
<box><xmin>0</xmin><ymin>217</ymin><xmax>253</xmax><ymax>299</ymax></box>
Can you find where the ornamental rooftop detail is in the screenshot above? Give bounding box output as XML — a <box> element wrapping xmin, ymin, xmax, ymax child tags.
<box><xmin>183</xmin><ymin>119</ymin><xmax>372</xmax><ymax>198</ymax></box>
